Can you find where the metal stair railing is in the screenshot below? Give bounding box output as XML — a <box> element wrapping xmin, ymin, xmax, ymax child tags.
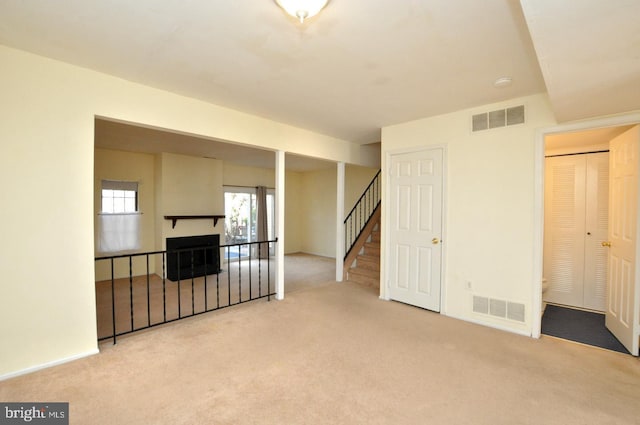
<box><xmin>344</xmin><ymin>170</ymin><xmax>381</xmax><ymax>259</ymax></box>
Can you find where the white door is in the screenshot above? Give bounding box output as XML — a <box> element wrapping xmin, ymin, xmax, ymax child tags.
<box><xmin>388</xmin><ymin>148</ymin><xmax>443</xmax><ymax>311</ymax></box>
<box><xmin>606</xmin><ymin>125</ymin><xmax>640</xmax><ymax>356</ymax></box>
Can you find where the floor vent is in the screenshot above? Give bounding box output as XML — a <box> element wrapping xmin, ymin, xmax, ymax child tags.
<box><xmin>472</xmin><ymin>105</ymin><xmax>525</xmax><ymax>132</ymax></box>
<box><xmin>473</xmin><ymin>295</ymin><xmax>525</xmax><ymax>323</ymax></box>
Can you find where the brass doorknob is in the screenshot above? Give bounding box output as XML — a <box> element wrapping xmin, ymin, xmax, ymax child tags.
<box><xmin>432</xmin><ymin>237</ymin><xmax>440</xmax><ymax>245</ymax></box>
<box><xmin>601</xmin><ymin>241</ymin><xmax>612</xmax><ymax>247</ymax></box>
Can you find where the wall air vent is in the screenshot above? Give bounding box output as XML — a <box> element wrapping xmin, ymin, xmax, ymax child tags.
<box><xmin>472</xmin><ymin>105</ymin><xmax>525</xmax><ymax>132</ymax></box>
<box><xmin>507</xmin><ymin>302</ymin><xmax>526</xmax><ymax>323</ymax></box>
<box><xmin>473</xmin><ymin>296</ymin><xmax>489</xmax><ymax>314</ymax></box>
<box><xmin>506</xmin><ymin>105</ymin><xmax>525</xmax><ymax>126</ymax></box>
<box><xmin>472</xmin><ymin>295</ymin><xmax>526</xmax><ymax>323</ymax></box>
<box><xmin>489</xmin><ymin>109</ymin><xmax>506</xmax><ymax>129</ymax></box>
<box><xmin>472</xmin><ymin>114</ymin><xmax>488</xmax><ymax>132</ymax></box>
<box><xmin>489</xmin><ymin>299</ymin><xmax>507</xmax><ymax>318</ymax></box>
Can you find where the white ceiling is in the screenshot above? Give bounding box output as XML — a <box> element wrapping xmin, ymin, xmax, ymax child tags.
<box><xmin>520</xmin><ymin>0</ymin><xmax>640</xmax><ymax>123</ymax></box>
<box><xmin>1</xmin><ymin>0</ymin><xmax>638</xmax><ymax>149</ymax></box>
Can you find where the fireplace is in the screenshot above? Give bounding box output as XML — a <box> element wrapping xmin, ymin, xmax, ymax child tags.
<box><xmin>166</xmin><ymin>234</ymin><xmax>221</xmax><ymax>281</ymax></box>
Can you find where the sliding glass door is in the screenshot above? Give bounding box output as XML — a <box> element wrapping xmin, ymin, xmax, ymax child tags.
<box><xmin>223</xmin><ymin>186</ymin><xmax>274</xmax><ymax>260</ymax></box>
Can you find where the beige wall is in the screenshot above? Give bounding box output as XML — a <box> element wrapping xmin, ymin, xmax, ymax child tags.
<box><xmin>284</xmin><ymin>171</ymin><xmax>303</xmax><ymax>254</ymax></box>
<box><xmin>159</xmin><ymin>153</ymin><xmax>224</xmax><ymax>243</ymax></box>
<box><xmin>299</xmin><ymin>168</ymin><xmax>337</xmax><ymax>257</ymax></box>
<box><xmin>345</xmin><ymin>165</ymin><xmax>379</xmax><ymax>215</ymax></box>
<box><xmin>223</xmin><ymin>163</ymin><xmax>275</xmax><ymax>188</ymax></box>
<box><xmin>0</xmin><ymin>45</ymin><xmax>376</xmax><ymax>378</ymax></box>
<box><xmin>381</xmin><ymin>93</ymin><xmax>556</xmax><ymax>335</ymax></box>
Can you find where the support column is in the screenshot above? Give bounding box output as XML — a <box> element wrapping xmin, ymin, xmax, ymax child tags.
<box><xmin>336</xmin><ymin>162</ymin><xmax>345</xmax><ymax>281</ymax></box>
<box><xmin>275</xmin><ymin>150</ymin><xmax>285</xmax><ymax>300</ymax></box>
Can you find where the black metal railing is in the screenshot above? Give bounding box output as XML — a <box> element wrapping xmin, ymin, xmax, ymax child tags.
<box><xmin>94</xmin><ymin>239</ymin><xmax>277</xmax><ymax>344</ymax></box>
<box><xmin>344</xmin><ymin>170</ymin><xmax>381</xmax><ymax>259</ymax></box>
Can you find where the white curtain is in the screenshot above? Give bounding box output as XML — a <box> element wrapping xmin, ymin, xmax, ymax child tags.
<box><xmin>255</xmin><ymin>186</ymin><xmax>269</xmax><ymax>259</ymax></box>
<box><xmin>98</xmin><ymin>213</ymin><xmax>141</xmax><ymax>253</ymax></box>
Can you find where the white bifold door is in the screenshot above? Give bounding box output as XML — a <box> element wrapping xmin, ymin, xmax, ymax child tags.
<box><xmin>388</xmin><ymin>148</ymin><xmax>444</xmax><ymax>312</ymax></box>
<box><xmin>544</xmin><ymin>152</ymin><xmax>609</xmax><ymax>311</ymax></box>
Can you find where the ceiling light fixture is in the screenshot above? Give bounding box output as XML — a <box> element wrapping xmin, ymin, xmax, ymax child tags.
<box><xmin>493</xmin><ymin>76</ymin><xmax>513</xmax><ymax>88</ymax></box>
<box><xmin>275</xmin><ymin>0</ymin><xmax>330</xmax><ymax>23</ymax></box>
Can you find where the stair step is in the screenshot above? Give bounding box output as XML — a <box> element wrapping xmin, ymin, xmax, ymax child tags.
<box><xmin>363</xmin><ymin>242</ymin><xmax>380</xmax><ymax>256</ymax></box>
<box><xmin>369</xmin><ymin>230</ymin><xmax>380</xmax><ymax>243</ymax></box>
<box><xmin>356</xmin><ymin>255</ymin><xmax>379</xmax><ymax>271</ymax></box>
<box><xmin>348</xmin><ymin>267</ymin><xmax>380</xmax><ymax>287</ymax></box>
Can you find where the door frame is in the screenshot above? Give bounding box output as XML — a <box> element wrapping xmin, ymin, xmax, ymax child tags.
<box><xmin>382</xmin><ymin>145</ymin><xmax>448</xmax><ymax>314</ymax></box>
<box><xmin>533</xmin><ymin>112</ymin><xmax>640</xmax><ymax>338</ymax></box>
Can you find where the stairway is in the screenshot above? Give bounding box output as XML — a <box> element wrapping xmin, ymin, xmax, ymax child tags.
<box><xmin>346</xmin><ymin>222</ymin><xmax>380</xmax><ymax>289</ymax></box>
<box><xmin>343</xmin><ymin>170</ymin><xmax>381</xmax><ymax>289</ymax></box>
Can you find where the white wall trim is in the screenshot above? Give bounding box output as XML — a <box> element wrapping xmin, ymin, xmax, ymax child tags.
<box><xmin>336</xmin><ymin>162</ymin><xmax>345</xmax><ymax>281</ymax></box>
<box><xmin>275</xmin><ymin>150</ymin><xmax>285</xmax><ymax>300</ymax></box>
<box><xmin>532</xmin><ymin>112</ymin><xmax>640</xmax><ymax>338</ymax></box>
<box><xmin>440</xmin><ymin>145</ymin><xmax>449</xmax><ymax>315</ymax></box>
<box><xmin>446</xmin><ymin>312</ymin><xmax>531</xmax><ymax>337</ymax></box>
<box><xmin>0</xmin><ymin>348</ymin><xmax>99</xmax><ymax>382</ymax></box>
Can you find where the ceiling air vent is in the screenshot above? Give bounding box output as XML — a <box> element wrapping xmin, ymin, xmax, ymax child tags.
<box><xmin>472</xmin><ymin>114</ymin><xmax>488</xmax><ymax>132</ymax></box>
<box><xmin>472</xmin><ymin>105</ymin><xmax>525</xmax><ymax>132</ymax></box>
<box><xmin>506</xmin><ymin>105</ymin><xmax>525</xmax><ymax>126</ymax></box>
<box><xmin>489</xmin><ymin>109</ymin><xmax>506</xmax><ymax>128</ymax></box>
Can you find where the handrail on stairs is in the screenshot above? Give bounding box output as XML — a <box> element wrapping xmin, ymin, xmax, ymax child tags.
<box><xmin>344</xmin><ymin>170</ymin><xmax>381</xmax><ymax>260</ymax></box>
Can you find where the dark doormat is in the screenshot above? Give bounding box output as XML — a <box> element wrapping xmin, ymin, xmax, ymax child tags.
<box><xmin>541</xmin><ymin>304</ymin><xmax>629</xmax><ymax>354</ymax></box>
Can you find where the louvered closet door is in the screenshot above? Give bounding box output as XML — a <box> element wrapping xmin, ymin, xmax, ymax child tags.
<box><xmin>543</xmin><ymin>153</ymin><xmax>609</xmax><ymax>311</ymax></box>
<box><xmin>544</xmin><ymin>156</ymin><xmax>587</xmax><ymax>307</ymax></box>
<box><xmin>583</xmin><ymin>153</ymin><xmax>609</xmax><ymax>311</ymax></box>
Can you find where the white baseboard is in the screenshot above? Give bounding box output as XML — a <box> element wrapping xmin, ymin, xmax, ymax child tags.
<box><xmin>0</xmin><ymin>348</ymin><xmax>99</xmax><ymax>382</ymax></box>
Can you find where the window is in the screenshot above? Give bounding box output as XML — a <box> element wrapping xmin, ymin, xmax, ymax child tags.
<box><xmin>101</xmin><ymin>180</ymin><xmax>138</xmax><ymax>213</ymax></box>
<box><xmin>98</xmin><ymin>180</ymin><xmax>141</xmax><ymax>253</ymax></box>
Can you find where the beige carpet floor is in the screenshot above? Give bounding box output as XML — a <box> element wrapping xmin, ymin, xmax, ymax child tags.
<box><xmin>2</xmin><ymin>255</ymin><xmax>639</xmax><ymax>424</ymax></box>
